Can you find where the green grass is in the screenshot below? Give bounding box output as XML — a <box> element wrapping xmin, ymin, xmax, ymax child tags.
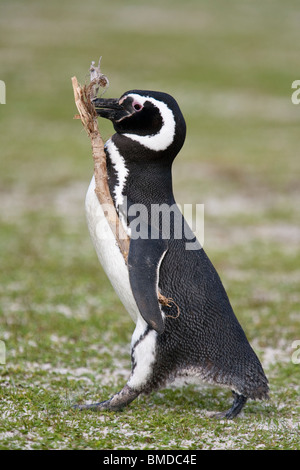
<box><xmin>0</xmin><ymin>0</ymin><xmax>299</xmax><ymax>450</ymax></box>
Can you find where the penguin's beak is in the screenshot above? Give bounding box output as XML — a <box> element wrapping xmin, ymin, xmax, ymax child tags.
<box><xmin>92</xmin><ymin>98</ymin><xmax>129</xmax><ymax>122</ymax></box>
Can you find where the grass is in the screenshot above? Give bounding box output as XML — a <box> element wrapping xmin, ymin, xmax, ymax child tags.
<box><xmin>0</xmin><ymin>0</ymin><xmax>299</xmax><ymax>450</ymax></box>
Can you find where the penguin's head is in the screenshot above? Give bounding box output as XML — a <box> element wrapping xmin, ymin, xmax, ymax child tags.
<box><xmin>93</xmin><ymin>90</ymin><xmax>186</xmax><ymax>158</ymax></box>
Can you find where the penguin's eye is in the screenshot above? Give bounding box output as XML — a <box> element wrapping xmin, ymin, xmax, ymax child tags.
<box><xmin>132</xmin><ymin>101</ymin><xmax>143</xmax><ymax>112</ymax></box>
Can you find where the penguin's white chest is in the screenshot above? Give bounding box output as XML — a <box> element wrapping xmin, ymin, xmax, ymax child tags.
<box><xmin>85</xmin><ymin>177</ymin><xmax>158</xmax><ymax>387</ymax></box>
<box><xmin>85</xmin><ymin>176</ymin><xmax>140</xmax><ymax>323</ymax></box>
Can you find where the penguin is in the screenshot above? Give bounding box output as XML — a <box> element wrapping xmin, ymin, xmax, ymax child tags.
<box><xmin>78</xmin><ymin>89</ymin><xmax>269</xmax><ymax>419</ymax></box>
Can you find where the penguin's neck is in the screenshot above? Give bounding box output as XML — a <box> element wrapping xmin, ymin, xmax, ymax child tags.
<box><xmin>105</xmin><ymin>138</ymin><xmax>175</xmax><ymax>209</ymax></box>
<box><xmin>125</xmin><ymin>162</ymin><xmax>174</xmax><ymax>205</ymax></box>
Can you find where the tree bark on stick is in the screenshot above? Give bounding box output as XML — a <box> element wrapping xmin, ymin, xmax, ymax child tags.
<box><xmin>71</xmin><ymin>75</ymin><xmax>130</xmax><ymax>261</ymax></box>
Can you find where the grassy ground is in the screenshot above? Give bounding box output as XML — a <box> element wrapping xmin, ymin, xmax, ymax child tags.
<box><xmin>0</xmin><ymin>0</ymin><xmax>299</xmax><ymax>450</ymax></box>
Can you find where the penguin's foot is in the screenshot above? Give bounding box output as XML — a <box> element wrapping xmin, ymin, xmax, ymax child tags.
<box><xmin>214</xmin><ymin>391</ymin><xmax>247</xmax><ymax>420</ymax></box>
<box><xmin>73</xmin><ymin>384</ymin><xmax>139</xmax><ymax>412</ymax></box>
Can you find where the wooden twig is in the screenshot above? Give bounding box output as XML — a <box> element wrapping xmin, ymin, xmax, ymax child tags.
<box><xmin>71</xmin><ymin>63</ymin><xmax>179</xmax><ymax>314</ymax></box>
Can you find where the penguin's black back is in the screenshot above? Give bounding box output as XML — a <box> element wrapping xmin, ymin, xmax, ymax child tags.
<box><xmin>151</xmin><ymin>240</ymin><xmax>269</xmax><ymax>399</ymax></box>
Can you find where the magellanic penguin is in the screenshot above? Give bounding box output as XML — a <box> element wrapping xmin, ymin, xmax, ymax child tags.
<box><xmin>79</xmin><ymin>89</ymin><xmax>269</xmax><ymax>419</ymax></box>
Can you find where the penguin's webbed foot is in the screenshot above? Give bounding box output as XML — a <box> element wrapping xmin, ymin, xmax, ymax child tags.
<box><xmin>214</xmin><ymin>391</ymin><xmax>247</xmax><ymax>420</ymax></box>
<box><xmin>73</xmin><ymin>399</ymin><xmax>115</xmax><ymax>411</ymax></box>
<box><xmin>73</xmin><ymin>384</ymin><xmax>139</xmax><ymax>412</ymax></box>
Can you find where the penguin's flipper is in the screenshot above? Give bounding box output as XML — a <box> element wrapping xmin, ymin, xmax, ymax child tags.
<box><xmin>128</xmin><ymin>234</ymin><xmax>168</xmax><ymax>335</ymax></box>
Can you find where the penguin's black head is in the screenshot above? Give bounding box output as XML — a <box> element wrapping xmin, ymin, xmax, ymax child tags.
<box><xmin>93</xmin><ymin>90</ymin><xmax>186</xmax><ymax>157</ymax></box>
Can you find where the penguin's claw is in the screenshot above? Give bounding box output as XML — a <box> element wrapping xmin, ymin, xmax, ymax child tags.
<box><xmin>214</xmin><ymin>391</ymin><xmax>247</xmax><ymax>420</ymax></box>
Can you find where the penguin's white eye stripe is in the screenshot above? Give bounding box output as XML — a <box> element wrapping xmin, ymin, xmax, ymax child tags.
<box><xmin>123</xmin><ymin>94</ymin><xmax>176</xmax><ymax>152</ymax></box>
